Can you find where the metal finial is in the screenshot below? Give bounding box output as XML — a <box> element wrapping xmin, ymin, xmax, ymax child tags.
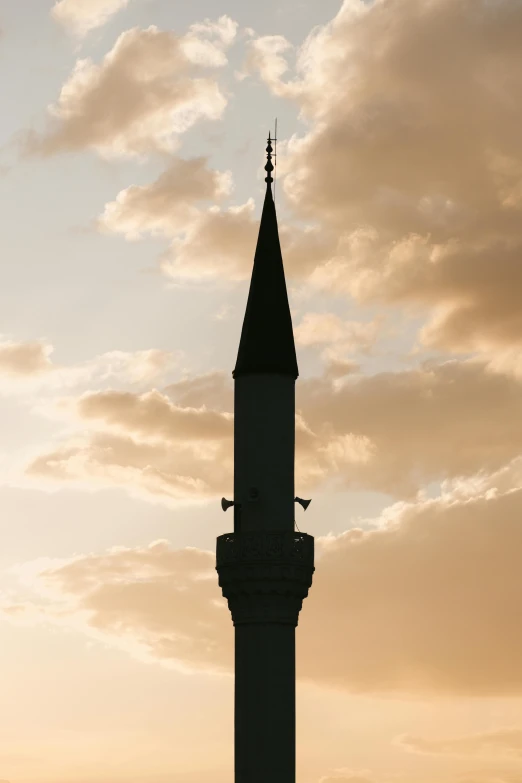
<box><xmin>265</xmin><ymin>132</ymin><xmax>274</xmax><ymax>184</ymax></box>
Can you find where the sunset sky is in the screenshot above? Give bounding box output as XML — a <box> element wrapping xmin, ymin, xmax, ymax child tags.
<box><xmin>1</xmin><ymin>0</ymin><xmax>522</xmax><ymax>781</ymax></box>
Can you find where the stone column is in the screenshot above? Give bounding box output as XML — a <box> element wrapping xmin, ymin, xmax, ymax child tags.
<box><xmin>216</xmin><ymin>530</ymin><xmax>315</xmax><ymax>783</ymax></box>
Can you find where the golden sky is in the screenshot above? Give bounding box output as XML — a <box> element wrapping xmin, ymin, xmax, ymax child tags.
<box><xmin>0</xmin><ymin>0</ymin><xmax>522</xmax><ymax>781</ymax></box>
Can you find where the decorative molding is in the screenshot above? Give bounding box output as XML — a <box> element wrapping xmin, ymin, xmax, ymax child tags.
<box><xmin>216</xmin><ymin>531</ymin><xmax>315</xmax><ymax>626</ymax></box>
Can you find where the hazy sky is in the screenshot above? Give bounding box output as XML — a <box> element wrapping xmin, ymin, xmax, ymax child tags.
<box><xmin>1</xmin><ymin>0</ymin><xmax>522</xmax><ymax>781</ymax></box>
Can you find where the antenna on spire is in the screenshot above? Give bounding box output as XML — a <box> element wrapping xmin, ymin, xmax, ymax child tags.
<box><xmin>264</xmin><ymin>131</ymin><xmax>274</xmax><ymax>186</ymax></box>
<box><xmin>274</xmin><ymin>118</ymin><xmax>278</xmax><ymax>202</ymax></box>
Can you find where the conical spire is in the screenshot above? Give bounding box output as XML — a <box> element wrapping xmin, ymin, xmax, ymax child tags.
<box><xmin>232</xmin><ymin>134</ymin><xmax>299</xmax><ymax>380</ymax></box>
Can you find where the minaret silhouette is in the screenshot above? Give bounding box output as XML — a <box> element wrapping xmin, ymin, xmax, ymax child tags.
<box><xmin>216</xmin><ymin>134</ymin><xmax>315</xmax><ymax>783</ymax></box>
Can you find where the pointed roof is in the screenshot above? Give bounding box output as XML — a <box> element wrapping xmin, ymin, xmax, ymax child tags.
<box><xmin>232</xmin><ymin>135</ymin><xmax>299</xmax><ymax>380</ymax></box>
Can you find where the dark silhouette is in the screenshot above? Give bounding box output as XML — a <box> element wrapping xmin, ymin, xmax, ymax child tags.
<box><xmin>216</xmin><ymin>135</ymin><xmax>315</xmax><ymax>783</ymax></box>
<box><xmin>233</xmin><ymin>134</ymin><xmax>299</xmax><ymax>381</ymax></box>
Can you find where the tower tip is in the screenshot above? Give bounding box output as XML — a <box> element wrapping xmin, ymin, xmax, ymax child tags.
<box><xmin>264</xmin><ymin>132</ymin><xmax>274</xmax><ymax>185</ymax></box>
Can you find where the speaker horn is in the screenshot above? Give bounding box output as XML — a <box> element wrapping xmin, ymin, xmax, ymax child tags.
<box><xmin>295</xmin><ymin>496</ymin><xmax>312</xmax><ymax>511</ymax></box>
<box><xmin>221</xmin><ymin>497</ymin><xmax>235</xmax><ymax>512</ymax></box>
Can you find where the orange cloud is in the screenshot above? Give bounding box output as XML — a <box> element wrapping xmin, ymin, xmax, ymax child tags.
<box><xmin>76</xmin><ymin>389</ymin><xmax>233</xmax><ymax>442</ymax></box>
<box><xmin>322</xmin><ymin>359</ymin><xmax>360</xmax><ymax>381</ymax></box>
<box><xmin>7</xmin><ymin>540</ymin><xmax>232</xmax><ymax>673</ymax></box>
<box><xmin>99</xmin><ymin>159</ymin><xmax>334</xmax><ymax>281</ymax></box>
<box><xmin>25</xmin><ymin>428</ymin><xmax>234</xmax><ymax>506</ymax></box>
<box><xmin>301</xmin><ymin>486</ymin><xmax>522</xmax><ymax>696</ymax></box>
<box><xmin>29</xmin><ymin>19</ymin><xmax>236</xmax><ymax>158</ymax></box>
<box><xmin>0</xmin><ymin>340</ymin><xmax>180</xmax><ymax>395</ymax></box>
<box><xmin>246</xmin><ymin>0</ymin><xmax>522</xmax><ymax>363</ymax></box>
<box><xmin>21</xmin><ymin>381</ymin><xmax>320</xmax><ymax>502</ymax></box>
<box><xmin>295</xmin><ymin>314</ymin><xmax>379</xmax><ymax>350</ymax></box>
<box><xmin>7</xmin><ymin>481</ymin><xmax>522</xmax><ymax>696</ymax></box>
<box><xmin>21</xmin><ymin>358</ymin><xmax>522</xmax><ymax>502</ymax></box>
<box><xmin>52</xmin><ymin>0</ymin><xmax>130</xmax><ymax>37</ymax></box>
<box><xmin>162</xmin><ymin>208</ymin><xmax>331</xmax><ymax>282</ymax></box>
<box><xmin>298</xmin><ymin>359</ymin><xmax>522</xmax><ymax>496</ymax></box>
<box><xmin>22</xmin><ymin>379</ymin><xmax>235</xmax><ymax>504</ymax></box>
<box><xmin>0</xmin><ymin>339</ymin><xmax>53</xmax><ymax>376</ymax></box>
<box><xmin>398</xmin><ymin>729</ymin><xmax>522</xmax><ymax>759</ymax></box>
<box><xmin>319</xmin><ymin>777</ymin><xmax>373</xmax><ymax>783</ymax></box>
<box><xmin>165</xmin><ymin>371</ymin><xmax>233</xmax><ymax>412</ymax></box>
<box><xmin>295</xmin><ymin>313</ymin><xmax>381</xmax><ymax>368</ymax></box>
<box><xmin>99</xmin><ymin>157</ymin><xmax>232</xmax><ymax>240</ymax></box>
<box><xmin>159</xmin><ymin>200</ymin><xmax>258</xmax><ymax>281</ymax></box>
<box><xmin>457</xmin><ymin>779</ymin><xmax>522</xmax><ymax>783</ymax></box>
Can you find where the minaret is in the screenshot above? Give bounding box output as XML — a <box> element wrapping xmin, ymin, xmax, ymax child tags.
<box><xmin>216</xmin><ymin>134</ymin><xmax>315</xmax><ymax>783</ymax></box>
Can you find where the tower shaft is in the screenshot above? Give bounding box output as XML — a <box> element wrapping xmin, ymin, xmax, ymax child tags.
<box><xmin>233</xmin><ymin>374</ymin><xmax>295</xmax><ymax>532</ymax></box>
<box><xmin>216</xmin><ymin>134</ymin><xmax>314</xmax><ymax>783</ymax></box>
<box><xmin>235</xmin><ymin>624</ymin><xmax>295</xmax><ymax>781</ymax></box>
<box><xmin>216</xmin><ymin>530</ymin><xmax>314</xmax><ymax>783</ymax></box>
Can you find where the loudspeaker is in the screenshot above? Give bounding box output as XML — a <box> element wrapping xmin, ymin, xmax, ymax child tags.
<box><xmin>221</xmin><ymin>497</ymin><xmax>235</xmax><ymax>512</ymax></box>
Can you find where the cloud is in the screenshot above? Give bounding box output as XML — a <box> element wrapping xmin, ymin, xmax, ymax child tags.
<box><xmin>98</xmin><ymin>154</ymin><xmax>335</xmax><ymax>281</ymax></box>
<box><xmin>95</xmin><ymin>348</ymin><xmax>181</xmax><ymax>384</ymax></box>
<box><xmin>29</xmin><ymin>19</ymin><xmax>237</xmax><ymax>158</ymax></box>
<box><xmin>247</xmin><ymin>0</ymin><xmax>522</xmax><ymax>364</ymax></box>
<box><xmin>0</xmin><ymin>339</ymin><xmax>53</xmax><ymax>377</ymax></box>
<box><xmin>298</xmin><ymin>359</ymin><xmax>522</xmax><ymax>496</ymax></box>
<box><xmin>457</xmin><ymin>778</ymin><xmax>522</xmax><ymax>783</ymax></box>
<box><xmin>60</xmin><ymin>348</ymin><xmax>181</xmax><ymax>387</ymax></box>
<box><xmin>24</xmin><ymin>386</ymin><xmax>235</xmax><ymax>505</ymax></box>
<box><xmin>243</xmin><ymin>35</ymin><xmax>293</xmax><ymax>86</ymax></box>
<box><xmin>25</xmin><ymin>432</ymin><xmax>231</xmax><ymax>505</ymax></box>
<box><xmin>99</xmin><ymin>157</ymin><xmax>233</xmax><ymax>240</ymax></box>
<box><xmin>319</xmin><ymin>777</ymin><xmax>373</xmax><ymax>783</ymax></box>
<box><xmin>322</xmin><ymin>359</ymin><xmax>360</xmax><ymax>381</ymax></box>
<box><xmin>14</xmin><ymin>369</ymin><xmax>366</xmax><ymax>502</ymax></box>
<box><xmin>75</xmin><ymin>388</ymin><xmax>233</xmax><ymax>442</ymax></box>
<box><xmin>295</xmin><ymin>314</ymin><xmax>372</xmax><ymax>348</ymax></box>
<box><xmin>165</xmin><ymin>371</ymin><xmax>233</xmax><ymax>412</ymax></box>
<box><xmin>160</xmin><ymin>200</ymin><xmax>258</xmax><ymax>280</ymax></box>
<box><xmin>52</xmin><ymin>0</ymin><xmax>130</xmax><ymax>37</ymax></box>
<box><xmin>0</xmin><ymin>340</ymin><xmax>180</xmax><ymax>395</ymax></box>
<box><xmin>7</xmin><ymin>479</ymin><xmax>522</xmax><ymax>696</ymax></box>
<box><xmin>184</xmin><ymin>16</ymin><xmax>238</xmax><ymax>59</ymax></box>
<box><xmin>300</xmin><ymin>485</ymin><xmax>522</xmax><ymax>695</ymax></box>
<box><xmin>397</xmin><ymin>729</ymin><xmax>522</xmax><ymax>759</ymax></box>
<box><xmin>101</xmin><ymin>182</ymin><xmax>258</xmax><ymax>280</ymax></box>
<box><xmin>20</xmin><ymin>358</ymin><xmax>522</xmax><ymax>502</ymax></box>
<box><xmin>158</xmin><ymin>202</ymin><xmax>333</xmax><ymax>282</ymax></box>
<box><xmin>6</xmin><ymin>540</ymin><xmax>232</xmax><ymax>673</ymax></box>
<box><xmin>295</xmin><ymin>313</ymin><xmax>381</xmax><ymax>365</ymax></box>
